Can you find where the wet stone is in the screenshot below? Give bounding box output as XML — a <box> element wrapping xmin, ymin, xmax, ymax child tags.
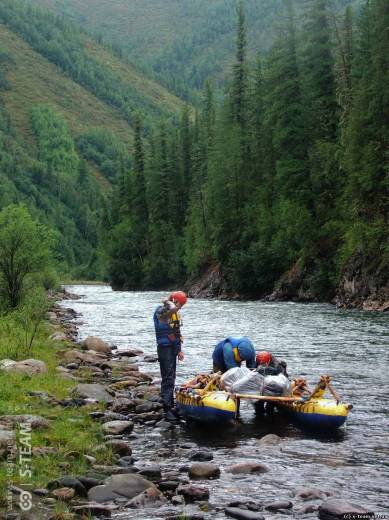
<box><xmin>117</xmin><ymin>456</ymin><xmax>134</xmax><ymax>467</ymax></box>
<box><xmin>138</xmin><ymin>464</ymin><xmax>162</xmax><ymax>480</ymax></box>
<box><xmin>225</xmin><ymin>507</ymin><xmax>265</xmax><ymax>520</ymax></box>
<box><xmin>228</xmin><ymin>462</ymin><xmax>269</xmax><ymax>474</ymax></box>
<box><xmin>257</xmin><ymin>434</ymin><xmax>282</xmax><ymax>446</ymax></box>
<box><xmin>189</xmin><ymin>463</ymin><xmax>220</xmax><ymax>480</ymax></box>
<box><xmin>47</xmin><ymin>476</ymin><xmax>87</xmax><ymax>497</ymax></box>
<box><xmin>189</xmin><ymin>450</ymin><xmax>214</xmax><ymax>462</ymax></box>
<box><xmin>177</xmin><ymin>484</ymin><xmax>210</xmax><ymax>502</ymax></box>
<box><xmin>158</xmin><ymin>480</ymin><xmax>179</xmax><ymax>492</ymax></box>
<box><xmin>265</xmin><ymin>500</ymin><xmax>293</xmax><ymax>511</ymax></box>
<box><xmin>76</xmin><ymin>476</ymin><xmax>103</xmax><ymax>490</ymax></box>
<box><xmin>318</xmin><ymin>499</ymin><xmax>374</xmax><ymax>520</ymax></box>
<box><xmin>32</xmin><ymin>488</ymin><xmax>49</xmax><ymax>496</ymax></box>
<box><xmin>104</xmin><ymin>439</ymin><xmax>132</xmax><ymax>456</ymax></box>
<box><xmin>295</xmin><ymin>487</ymin><xmax>330</xmax><ymax>501</ymax></box>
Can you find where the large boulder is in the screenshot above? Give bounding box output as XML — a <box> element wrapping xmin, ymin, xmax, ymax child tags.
<box><xmin>228</xmin><ymin>462</ymin><xmax>269</xmax><ymax>474</ymax></box>
<box><xmin>73</xmin><ymin>384</ymin><xmax>113</xmax><ymax>404</ymax></box>
<box><xmin>188</xmin><ymin>463</ymin><xmax>220</xmax><ymax>480</ymax></box>
<box><xmin>319</xmin><ymin>499</ymin><xmax>374</xmax><ymax>519</ymax></box>
<box><xmin>88</xmin><ymin>474</ymin><xmax>156</xmax><ymax>503</ymax></box>
<box><xmin>83</xmin><ymin>337</ymin><xmax>112</xmax><ymax>354</ymax></box>
<box><xmin>0</xmin><ymin>358</ymin><xmax>47</xmax><ymax>376</ymax></box>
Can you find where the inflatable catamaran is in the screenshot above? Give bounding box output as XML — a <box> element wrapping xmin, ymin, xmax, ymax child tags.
<box><xmin>176</xmin><ymin>374</ymin><xmax>352</xmax><ymax>431</ymax></box>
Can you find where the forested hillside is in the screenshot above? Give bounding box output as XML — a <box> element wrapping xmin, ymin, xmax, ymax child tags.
<box><xmin>108</xmin><ymin>0</ymin><xmax>388</xmax><ymax>308</ymax></box>
<box><xmin>0</xmin><ymin>0</ymin><xmax>184</xmax><ymax>278</ymax></box>
<box><xmin>30</xmin><ymin>0</ymin><xmax>361</xmax><ymax>101</ymax></box>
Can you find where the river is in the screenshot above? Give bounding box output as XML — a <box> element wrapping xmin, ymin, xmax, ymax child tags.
<box><xmin>61</xmin><ymin>284</ymin><xmax>389</xmax><ymax>518</ymax></box>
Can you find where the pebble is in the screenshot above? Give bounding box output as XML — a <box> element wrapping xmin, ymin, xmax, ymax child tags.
<box><xmin>177</xmin><ymin>484</ymin><xmax>210</xmax><ymax>502</ymax></box>
<box><xmin>189</xmin><ymin>450</ymin><xmax>214</xmax><ymax>462</ymax></box>
<box><xmin>265</xmin><ymin>500</ymin><xmax>293</xmax><ymax>511</ymax></box>
<box><xmin>189</xmin><ymin>463</ymin><xmax>220</xmax><ymax>480</ymax></box>
<box><xmin>228</xmin><ymin>462</ymin><xmax>269</xmax><ymax>474</ymax></box>
<box><xmin>51</xmin><ymin>487</ymin><xmax>75</xmax><ymax>501</ymax></box>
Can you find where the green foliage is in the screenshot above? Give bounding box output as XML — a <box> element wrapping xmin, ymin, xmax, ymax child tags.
<box><xmin>0</xmin><ymin>205</ymin><xmax>54</xmax><ymax>310</ymax></box>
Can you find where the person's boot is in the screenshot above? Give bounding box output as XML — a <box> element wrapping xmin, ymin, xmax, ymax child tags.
<box><xmin>164</xmin><ymin>408</ymin><xmax>179</xmax><ymax>424</ymax></box>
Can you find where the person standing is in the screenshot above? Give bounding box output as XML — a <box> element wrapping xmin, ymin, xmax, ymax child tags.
<box><xmin>212</xmin><ymin>336</ymin><xmax>256</xmax><ymax>373</ymax></box>
<box><xmin>153</xmin><ymin>291</ymin><xmax>187</xmax><ymax>423</ymax></box>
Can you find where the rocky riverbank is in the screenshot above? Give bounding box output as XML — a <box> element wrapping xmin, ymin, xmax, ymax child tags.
<box><xmin>0</xmin><ymin>289</ymin><xmax>377</xmax><ymax>520</ymax></box>
<box><xmin>186</xmin><ymin>261</ymin><xmax>389</xmax><ymax>312</ymax></box>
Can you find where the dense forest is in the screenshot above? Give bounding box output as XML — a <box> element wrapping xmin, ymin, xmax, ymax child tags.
<box><xmin>108</xmin><ymin>0</ymin><xmax>388</xmax><ymax>303</ymax></box>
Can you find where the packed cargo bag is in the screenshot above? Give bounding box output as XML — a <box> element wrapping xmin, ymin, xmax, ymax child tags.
<box><xmin>230</xmin><ymin>371</ymin><xmax>265</xmax><ymax>395</ymax></box>
<box><xmin>220</xmin><ymin>367</ymin><xmax>251</xmax><ymax>391</ymax></box>
<box><xmin>263</xmin><ymin>373</ymin><xmax>291</xmax><ymax>396</ymax></box>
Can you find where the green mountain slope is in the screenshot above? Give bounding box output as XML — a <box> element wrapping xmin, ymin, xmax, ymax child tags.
<box><xmin>0</xmin><ymin>0</ymin><xmax>186</xmax><ymax>279</ymax></box>
<box><xmin>29</xmin><ymin>0</ymin><xmax>362</xmax><ymax>100</ymax></box>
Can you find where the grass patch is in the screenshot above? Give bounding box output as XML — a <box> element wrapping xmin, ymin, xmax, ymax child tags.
<box><xmin>0</xmin><ymin>319</ymin><xmax>114</xmax><ymax>496</ymax></box>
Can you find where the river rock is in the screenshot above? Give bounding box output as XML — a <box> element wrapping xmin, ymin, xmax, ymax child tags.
<box><xmin>189</xmin><ymin>450</ymin><xmax>214</xmax><ymax>462</ymax></box>
<box><xmin>143</xmin><ymin>354</ymin><xmax>159</xmax><ymax>362</ymax></box>
<box><xmin>47</xmin><ymin>476</ymin><xmax>87</xmax><ymax>497</ymax></box>
<box><xmin>83</xmin><ymin>337</ymin><xmax>112</xmax><ymax>354</ymax></box>
<box><xmin>228</xmin><ymin>462</ymin><xmax>269</xmax><ymax>474</ymax></box>
<box><xmin>257</xmin><ymin>434</ymin><xmax>282</xmax><ymax>446</ymax></box>
<box><xmin>117</xmin><ymin>348</ymin><xmax>143</xmax><ymax>357</ymax></box>
<box><xmin>177</xmin><ymin>484</ymin><xmax>210</xmax><ymax>502</ymax></box>
<box><xmin>135</xmin><ymin>402</ymin><xmax>158</xmax><ymax>413</ymax></box>
<box><xmin>50</xmin><ymin>331</ymin><xmax>68</xmax><ymax>341</ymax></box>
<box><xmin>318</xmin><ymin>499</ymin><xmax>374</xmax><ymax>519</ymax></box>
<box><xmin>73</xmin><ymin>383</ymin><xmax>113</xmax><ymax>404</ymax></box>
<box><xmin>102</xmin><ymin>420</ymin><xmax>134</xmax><ymax>435</ymax></box>
<box><xmin>110</xmin><ymin>398</ymin><xmax>135</xmax><ymax>413</ymax></box>
<box><xmin>225</xmin><ymin>507</ymin><xmax>265</xmax><ymax>520</ymax></box>
<box><xmin>189</xmin><ymin>463</ymin><xmax>220</xmax><ymax>480</ymax></box>
<box><xmin>88</xmin><ymin>473</ymin><xmax>157</xmax><ymax>503</ymax></box>
<box><xmin>0</xmin><ymin>358</ymin><xmax>47</xmax><ymax>376</ymax></box>
<box><xmin>76</xmin><ymin>476</ymin><xmax>103</xmax><ymax>490</ymax></box>
<box><xmin>51</xmin><ymin>487</ymin><xmax>75</xmax><ymax>501</ymax></box>
<box><xmin>138</xmin><ymin>464</ymin><xmax>162</xmax><ymax>480</ymax></box>
<box><xmin>265</xmin><ymin>500</ymin><xmax>293</xmax><ymax>511</ymax></box>
<box><xmin>104</xmin><ymin>440</ymin><xmax>132</xmax><ymax>456</ymax></box>
<box><xmin>297</xmin><ymin>503</ymin><xmax>318</xmax><ymax>515</ymax></box>
<box><xmin>0</xmin><ymin>415</ymin><xmax>50</xmax><ymax>430</ymax></box>
<box><xmin>126</xmin><ymin>486</ymin><xmax>165</xmax><ymax>508</ymax></box>
<box><xmin>295</xmin><ymin>487</ymin><xmax>330</xmax><ymax>501</ymax></box>
<box><xmin>158</xmin><ymin>480</ymin><xmax>179</xmax><ymax>492</ymax></box>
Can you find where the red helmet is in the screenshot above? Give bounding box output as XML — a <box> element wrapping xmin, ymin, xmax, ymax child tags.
<box><xmin>256</xmin><ymin>351</ymin><xmax>272</xmax><ymax>366</ymax></box>
<box><xmin>170</xmin><ymin>291</ymin><xmax>187</xmax><ymax>307</ymax></box>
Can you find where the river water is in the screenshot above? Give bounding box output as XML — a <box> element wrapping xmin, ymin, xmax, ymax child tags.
<box><xmin>61</xmin><ymin>285</ymin><xmax>389</xmax><ymax>518</ymax></box>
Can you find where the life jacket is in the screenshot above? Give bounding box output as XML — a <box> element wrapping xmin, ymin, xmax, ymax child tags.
<box><xmin>225</xmin><ymin>336</ymin><xmax>256</xmax><ymax>369</ymax></box>
<box><xmin>153</xmin><ymin>305</ymin><xmax>182</xmax><ymax>347</ymax></box>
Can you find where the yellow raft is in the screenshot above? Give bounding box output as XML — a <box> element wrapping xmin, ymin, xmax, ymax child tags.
<box><xmin>176</xmin><ymin>390</ymin><xmax>237</xmax><ymax>423</ymax></box>
<box><xmin>176</xmin><ymin>374</ymin><xmax>352</xmax><ymax>431</ymax></box>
